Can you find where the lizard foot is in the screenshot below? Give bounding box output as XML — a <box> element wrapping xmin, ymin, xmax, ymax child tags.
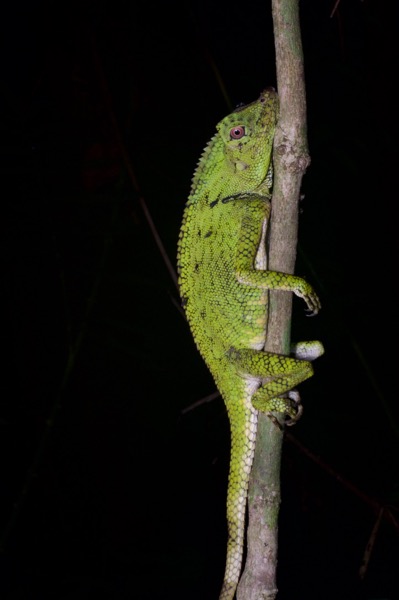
<box><xmin>253</xmin><ymin>389</ymin><xmax>303</xmax><ymax>428</ymax></box>
<box><xmin>284</xmin><ymin>390</ymin><xmax>303</xmax><ymax>426</ymax></box>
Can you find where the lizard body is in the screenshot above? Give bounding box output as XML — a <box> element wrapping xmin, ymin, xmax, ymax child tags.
<box><xmin>177</xmin><ymin>89</ymin><xmax>324</xmax><ymax>600</ymax></box>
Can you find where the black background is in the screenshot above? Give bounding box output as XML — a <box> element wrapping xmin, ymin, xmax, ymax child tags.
<box><xmin>1</xmin><ymin>1</ymin><xmax>398</xmax><ymax>599</ymax></box>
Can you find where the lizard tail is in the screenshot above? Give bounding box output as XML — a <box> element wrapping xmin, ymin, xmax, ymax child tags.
<box><xmin>219</xmin><ymin>388</ymin><xmax>258</xmax><ymax>600</ymax></box>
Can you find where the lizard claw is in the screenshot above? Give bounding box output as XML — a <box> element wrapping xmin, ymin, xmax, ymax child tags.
<box><xmin>266</xmin><ymin>390</ymin><xmax>303</xmax><ymax>429</ymax></box>
<box><xmin>285</xmin><ymin>390</ymin><xmax>303</xmax><ymax>426</ymax></box>
<box><xmin>295</xmin><ymin>277</ymin><xmax>321</xmax><ymax>317</ymax></box>
<box><xmin>295</xmin><ymin>279</ymin><xmax>321</xmax><ymax>316</ymax></box>
<box><xmin>303</xmin><ymin>294</ymin><xmax>321</xmax><ymax>316</ymax></box>
<box><xmin>267</xmin><ymin>413</ymin><xmax>284</xmax><ymax>431</ymax></box>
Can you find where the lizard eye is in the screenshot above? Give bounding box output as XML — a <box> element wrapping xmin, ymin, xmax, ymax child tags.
<box><xmin>230</xmin><ymin>126</ymin><xmax>245</xmax><ymax>140</ymax></box>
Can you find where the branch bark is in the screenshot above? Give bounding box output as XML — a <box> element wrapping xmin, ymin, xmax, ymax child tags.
<box><xmin>237</xmin><ymin>1</ymin><xmax>309</xmax><ymax>598</ymax></box>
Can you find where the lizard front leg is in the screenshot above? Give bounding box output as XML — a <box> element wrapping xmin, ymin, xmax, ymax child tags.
<box><xmin>234</xmin><ymin>198</ymin><xmax>322</xmax><ymax>316</ymax></box>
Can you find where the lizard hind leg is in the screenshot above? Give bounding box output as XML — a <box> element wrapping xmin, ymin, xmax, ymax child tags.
<box><xmin>229</xmin><ymin>347</ymin><xmax>315</xmax><ymax>419</ymax></box>
<box><xmin>251</xmin><ymin>379</ymin><xmax>305</xmax><ymax>423</ymax></box>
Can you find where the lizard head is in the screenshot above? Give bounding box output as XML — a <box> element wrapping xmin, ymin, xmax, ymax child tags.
<box><xmin>218</xmin><ymin>88</ymin><xmax>279</xmax><ymax>192</ymax></box>
<box><xmin>189</xmin><ymin>89</ymin><xmax>279</xmax><ymax>205</ymax></box>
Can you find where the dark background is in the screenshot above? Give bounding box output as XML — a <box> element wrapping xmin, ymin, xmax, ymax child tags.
<box><xmin>1</xmin><ymin>1</ymin><xmax>398</xmax><ymax>599</ymax></box>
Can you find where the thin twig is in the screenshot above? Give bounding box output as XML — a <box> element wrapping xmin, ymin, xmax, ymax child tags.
<box><xmin>181</xmin><ymin>391</ymin><xmax>221</xmax><ymax>414</ymax></box>
<box><xmin>285</xmin><ymin>432</ymin><xmax>399</xmax><ymax>534</ymax></box>
<box><xmin>359</xmin><ymin>507</ymin><xmax>384</xmax><ymax>580</ymax></box>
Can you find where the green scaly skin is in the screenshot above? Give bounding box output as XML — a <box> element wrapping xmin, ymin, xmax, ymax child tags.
<box><xmin>177</xmin><ymin>89</ymin><xmax>324</xmax><ymax>600</ymax></box>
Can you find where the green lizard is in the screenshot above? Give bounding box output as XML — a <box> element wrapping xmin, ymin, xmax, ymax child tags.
<box><xmin>177</xmin><ymin>89</ymin><xmax>324</xmax><ymax>600</ymax></box>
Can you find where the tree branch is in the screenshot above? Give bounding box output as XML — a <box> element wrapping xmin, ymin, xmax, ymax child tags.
<box><xmin>237</xmin><ymin>1</ymin><xmax>309</xmax><ymax>598</ymax></box>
